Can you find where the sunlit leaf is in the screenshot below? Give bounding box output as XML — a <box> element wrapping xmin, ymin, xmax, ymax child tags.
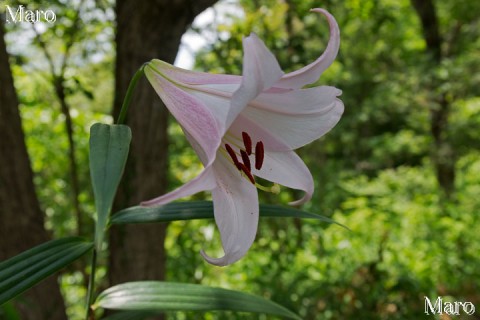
<box><xmin>94</xmin><ymin>281</ymin><xmax>301</xmax><ymax>320</ymax></box>
<box><xmin>110</xmin><ymin>200</ymin><xmax>348</xmax><ymax>229</ymax></box>
<box><xmin>0</xmin><ymin>237</ymin><xmax>93</xmax><ymax>305</ymax></box>
<box><xmin>89</xmin><ymin>123</ymin><xmax>131</xmax><ymax>249</ymax></box>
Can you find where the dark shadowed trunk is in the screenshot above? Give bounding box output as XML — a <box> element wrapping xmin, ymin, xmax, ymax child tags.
<box><xmin>411</xmin><ymin>0</ymin><xmax>455</xmax><ymax>196</ymax></box>
<box><xmin>109</xmin><ymin>0</ymin><xmax>217</xmax><ymax>290</ymax></box>
<box><xmin>0</xmin><ymin>21</ymin><xmax>67</xmax><ymax>320</ymax></box>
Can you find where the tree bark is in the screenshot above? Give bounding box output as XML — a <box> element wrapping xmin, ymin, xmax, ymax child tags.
<box><xmin>109</xmin><ymin>0</ymin><xmax>217</xmax><ymax>288</ymax></box>
<box><xmin>0</xmin><ymin>21</ymin><xmax>67</xmax><ymax>320</ymax></box>
<box><xmin>411</xmin><ymin>0</ymin><xmax>455</xmax><ymax>196</ymax></box>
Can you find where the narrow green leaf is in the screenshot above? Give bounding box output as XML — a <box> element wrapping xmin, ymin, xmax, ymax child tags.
<box><xmin>94</xmin><ymin>281</ymin><xmax>301</xmax><ymax>320</ymax></box>
<box><xmin>89</xmin><ymin>123</ymin><xmax>131</xmax><ymax>249</ymax></box>
<box><xmin>101</xmin><ymin>311</ymin><xmax>158</xmax><ymax>320</ymax></box>
<box><xmin>110</xmin><ymin>200</ymin><xmax>348</xmax><ymax>229</ymax></box>
<box><xmin>0</xmin><ymin>237</ymin><xmax>93</xmax><ymax>305</ymax></box>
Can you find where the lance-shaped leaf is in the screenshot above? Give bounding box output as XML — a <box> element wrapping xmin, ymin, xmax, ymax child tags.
<box><xmin>89</xmin><ymin>123</ymin><xmax>131</xmax><ymax>249</ymax></box>
<box><xmin>0</xmin><ymin>237</ymin><xmax>93</xmax><ymax>305</ymax></box>
<box><xmin>100</xmin><ymin>311</ymin><xmax>159</xmax><ymax>320</ymax></box>
<box><xmin>94</xmin><ymin>281</ymin><xmax>301</xmax><ymax>320</ymax></box>
<box><xmin>110</xmin><ymin>200</ymin><xmax>348</xmax><ymax>230</ymax></box>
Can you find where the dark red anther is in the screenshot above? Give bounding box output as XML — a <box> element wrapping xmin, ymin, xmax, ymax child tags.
<box><xmin>225</xmin><ymin>144</ymin><xmax>241</xmax><ymax>170</ymax></box>
<box><xmin>255</xmin><ymin>141</ymin><xmax>264</xmax><ymax>170</ymax></box>
<box><xmin>242</xmin><ymin>132</ymin><xmax>252</xmax><ymax>155</ymax></box>
<box><xmin>239</xmin><ymin>163</ymin><xmax>255</xmax><ymax>184</ymax></box>
<box><xmin>240</xmin><ymin>150</ymin><xmax>251</xmax><ymax>171</ymax></box>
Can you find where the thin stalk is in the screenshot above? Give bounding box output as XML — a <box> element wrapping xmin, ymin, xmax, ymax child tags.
<box><xmin>83</xmin><ymin>65</ymin><xmax>144</xmax><ymax>319</ymax></box>
<box><xmin>116</xmin><ymin>65</ymin><xmax>146</xmax><ymax>125</ymax></box>
<box><xmin>85</xmin><ymin>248</ymin><xmax>98</xmax><ymax>320</ymax></box>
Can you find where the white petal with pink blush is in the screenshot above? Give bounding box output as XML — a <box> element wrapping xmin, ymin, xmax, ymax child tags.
<box><xmin>142</xmin><ymin>8</ymin><xmax>343</xmax><ymax>266</ymax></box>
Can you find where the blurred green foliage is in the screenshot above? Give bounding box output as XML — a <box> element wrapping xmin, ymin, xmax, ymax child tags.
<box><xmin>172</xmin><ymin>0</ymin><xmax>480</xmax><ymax>319</ymax></box>
<box><xmin>3</xmin><ymin>0</ymin><xmax>479</xmax><ymax>319</ymax></box>
<box><xmin>4</xmin><ymin>1</ymin><xmax>114</xmax><ymax>319</ymax></box>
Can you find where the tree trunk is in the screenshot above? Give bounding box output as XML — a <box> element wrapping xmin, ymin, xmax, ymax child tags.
<box><xmin>411</xmin><ymin>0</ymin><xmax>455</xmax><ymax>196</ymax></box>
<box><xmin>0</xmin><ymin>21</ymin><xmax>67</xmax><ymax>320</ymax></box>
<box><xmin>109</xmin><ymin>0</ymin><xmax>217</xmax><ymax>287</ymax></box>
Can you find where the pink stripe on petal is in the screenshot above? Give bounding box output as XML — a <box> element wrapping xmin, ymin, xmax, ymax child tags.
<box><xmin>149</xmin><ymin>59</ymin><xmax>241</xmax><ymax>85</ymax></box>
<box><xmin>145</xmin><ymin>66</ymin><xmax>222</xmax><ymax>166</ymax></box>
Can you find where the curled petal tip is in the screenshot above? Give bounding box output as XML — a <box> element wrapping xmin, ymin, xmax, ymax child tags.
<box><xmin>277</xmin><ymin>7</ymin><xmax>340</xmax><ymax>89</ymax></box>
<box><xmin>288</xmin><ymin>189</ymin><xmax>313</xmax><ymax>206</ymax></box>
<box><xmin>200</xmin><ymin>249</ymin><xmax>234</xmax><ymax>267</ymax></box>
<box><xmin>310</xmin><ymin>8</ymin><xmax>335</xmax><ymax>18</ymax></box>
<box><xmin>310</xmin><ymin>8</ymin><xmax>327</xmax><ymax>13</ymax></box>
<box><xmin>288</xmin><ymin>195</ymin><xmax>311</xmax><ymax>207</ymax></box>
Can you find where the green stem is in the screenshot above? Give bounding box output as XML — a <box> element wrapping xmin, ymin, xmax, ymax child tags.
<box><xmin>85</xmin><ymin>248</ymin><xmax>98</xmax><ymax>320</ymax></box>
<box><xmin>116</xmin><ymin>64</ymin><xmax>146</xmax><ymax>125</ymax></box>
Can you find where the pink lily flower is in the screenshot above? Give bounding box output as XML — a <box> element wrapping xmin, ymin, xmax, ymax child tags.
<box><xmin>141</xmin><ymin>8</ymin><xmax>343</xmax><ymax>266</ymax></box>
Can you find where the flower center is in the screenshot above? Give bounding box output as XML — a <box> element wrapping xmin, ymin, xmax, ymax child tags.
<box><xmin>224</xmin><ymin>131</ymin><xmax>263</xmax><ymax>184</ymax></box>
<box><xmin>222</xmin><ymin>131</ymin><xmax>278</xmax><ymax>194</ymax></box>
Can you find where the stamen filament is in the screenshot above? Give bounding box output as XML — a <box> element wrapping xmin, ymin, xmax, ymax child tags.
<box><xmin>240</xmin><ymin>150</ymin><xmax>251</xmax><ymax>171</ymax></box>
<box><xmin>224</xmin><ymin>132</ymin><xmax>243</xmax><ymax>149</ymax></box>
<box><xmin>225</xmin><ymin>144</ymin><xmax>241</xmax><ymax>170</ymax></box>
<box><xmin>238</xmin><ymin>163</ymin><xmax>255</xmax><ymax>184</ymax></box>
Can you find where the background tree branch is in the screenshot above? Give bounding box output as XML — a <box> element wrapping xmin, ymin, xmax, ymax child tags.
<box><xmin>0</xmin><ymin>19</ymin><xmax>67</xmax><ymax>320</ymax></box>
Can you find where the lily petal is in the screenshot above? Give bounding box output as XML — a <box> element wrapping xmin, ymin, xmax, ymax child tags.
<box><xmin>252</xmin><ymin>150</ymin><xmax>314</xmax><ymax>205</ymax></box>
<box><xmin>140</xmin><ymin>165</ymin><xmax>217</xmax><ymax>206</ymax></box>
<box><xmin>252</xmin><ymin>86</ymin><xmax>342</xmax><ymax>115</ymax></box>
<box><xmin>243</xmin><ymin>98</ymin><xmax>344</xmax><ymax>150</ymax></box>
<box><xmin>228</xmin><ymin>33</ymin><xmax>284</xmax><ymax>128</ymax></box>
<box><xmin>145</xmin><ymin>65</ymin><xmax>222</xmax><ymax>165</ymax></box>
<box><xmin>142</xmin><ymin>8</ymin><xmax>344</xmax><ymax>266</ymax></box>
<box><xmin>186</xmin><ymin>89</ymin><xmax>231</xmax><ymax>137</ymax></box>
<box><xmin>148</xmin><ymin>59</ymin><xmax>240</xmax><ymax>86</ymax></box>
<box><xmin>276</xmin><ymin>8</ymin><xmax>340</xmax><ymax>89</ymax></box>
<box><xmin>230</xmin><ymin>94</ymin><xmax>344</xmax><ymax>151</ymax></box>
<box><xmin>201</xmin><ymin>157</ymin><xmax>259</xmax><ymax>266</ymax></box>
